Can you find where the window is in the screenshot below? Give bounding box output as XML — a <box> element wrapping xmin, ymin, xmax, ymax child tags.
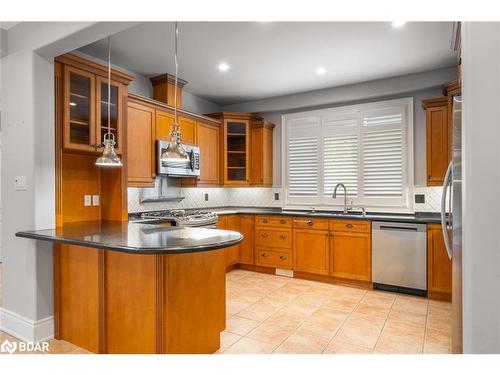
<box><xmin>282</xmin><ymin>98</ymin><xmax>413</xmax><ymax>211</ymax></box>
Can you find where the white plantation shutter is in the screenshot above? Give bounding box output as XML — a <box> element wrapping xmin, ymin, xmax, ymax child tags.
<box><xmin>362</xmin><ymin>110</ymin><xmax>404</xmax><ymax>199</ymax></box>
<box><xmin>283</xmin><ymin>98</ymin><xmax>412</xmax><ymax>210</ymax></box>
<box><xmin>322</xmin><ymin>117</ymin><xmax>358</xmax><ymax>197</ymax></box>
<box><xmin>287</xmin><ymin>118</ymin><xmax>320</xmax><ymax>197</ymax></box>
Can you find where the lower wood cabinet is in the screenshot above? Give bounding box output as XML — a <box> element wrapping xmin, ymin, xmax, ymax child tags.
<box><xmin>218</xmin><ymin>215</ymin><xmax>240</xmax><ymax>267</ymax></box>
<box><xmin>293</xmin><ymin>229</ymin><xmax>330</xmax><ymax>276</ymax></box>
<box><xmin>427</xmin><ymin>223</ymin><xmax>452</xmax><ymax>301</ymax></box>
<box><xmin>255</xmin><ymin>248</ymin><xmax>291</xmax><ymax>269</ymax></box>
<box><xmin>238</xmin><ymin>215</ymin><xmax>255</xmax><ymax>265</ymax></box>
<box><xmin>330</xmin><ymin>220</ymin><xmax>372</xmax><ymax>282</ymax></box>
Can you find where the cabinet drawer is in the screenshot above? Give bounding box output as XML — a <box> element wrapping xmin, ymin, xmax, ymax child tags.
<box><xmin>255</xmin><ymin>248</ymin><xmax>292</xmax><ymax>269</ymax></box>
<box><xmin>255</xmin><ymin>228</ymin><xmax>292</xmax><ymax>249</ymax></box>
<box><xmin>255</xmin><ymin>215</ymin><xmax>292</xmax><ymax>228</ymax></box>
<box><xmin>293</xmin><ymin>217</ymin><xmax>329</xmax><ymax>230</ymax></box>
<box><xmin>330</xmin><ymin>219</ymin><xmax>371</xmax><ymax>233</ymax></box>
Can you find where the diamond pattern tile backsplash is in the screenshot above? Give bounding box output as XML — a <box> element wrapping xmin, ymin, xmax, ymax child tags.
<box><xmin>128</xmin><ymin>180</ymin><xmax>442</xmax><ymax>213</ymax></box>
<box><xmin>128</xmin><ymin>183</ymin><xmax>282</xmax><ymax>213</ymax></box>
<box><xmin>414</xmin><ymin>186</ymin><xmax>442</xmax><ymax>212</ymax></box>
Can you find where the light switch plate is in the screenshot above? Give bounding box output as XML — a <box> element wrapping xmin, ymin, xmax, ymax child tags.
<box><xmin>84</xmin><ymin>195</ymin><xmax>92</xmax><ymax>207</ymax></box>
<box><xmin>92</xmin><ymin>195</ymin><xmax>100</xmax><ymax>206</ymax></box>
<box><xmin>14</xmin><ymin>176</ymin><xmax>27</xmax><ymax>191</ymax></box>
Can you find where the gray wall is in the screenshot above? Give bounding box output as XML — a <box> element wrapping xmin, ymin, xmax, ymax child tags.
<box><xmin>182</xmin><ymin>90</ymin><xmax>221</xmax><ymax>114</ymax></box>
<box><xmin>222</xmin><ymin>68</ymin><xmax>456</xmax><ymax>187</ymax></box>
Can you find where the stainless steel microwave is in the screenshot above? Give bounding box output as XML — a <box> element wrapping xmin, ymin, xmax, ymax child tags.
<box><xmin>157</xmin><ymin>140</ymin><xmax>200</xmax><ymax>177</ymax></box>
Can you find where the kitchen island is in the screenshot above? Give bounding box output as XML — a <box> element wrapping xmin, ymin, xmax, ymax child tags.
<box><xmin>16</xmin><ymin>221</ymin><xmax>243</xmax><ymax>354</ymax></box>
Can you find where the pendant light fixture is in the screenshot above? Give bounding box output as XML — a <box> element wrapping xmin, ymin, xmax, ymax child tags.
<box><xmin>96</xmin><ymin>36</ymin><xmax>123</xmax><ymax>167</ymax></box>
<box><xmin>160</xmin><ymin>22</ymin><xmax>190</xmax><ymax>165</ymax></box>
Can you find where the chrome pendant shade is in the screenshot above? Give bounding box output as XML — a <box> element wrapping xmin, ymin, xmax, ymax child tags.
<box><xmin>160</xmin><ymin>21</ymin><xmax>190</xmax><ymax>165</ymax></box>
<box><xmin>96</xmin><ymin>36</ymin><xmax>123</xmax><ymax>168</ymax></box>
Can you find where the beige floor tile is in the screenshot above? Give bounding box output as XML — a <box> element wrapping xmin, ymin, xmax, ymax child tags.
<box><xmin>292</xmin><ymin>292</ymin><xmax>328</xmax><ymax>307</ymax></box>
<box><xmin>299</xmin><ymin>308</ymin><xmax>349</xmax><ymax>338</ymax></box>
<box><xmin>424</xmin><ymin>327</ymin><xmax>451</xmax><ymax>353</ymax></box>
<box><xmin>226</xmin><ymin>299</ymin><xmax>252</xmax><ymax>315</ymax></box>
<box><xmin>392</xmin><ymin>295</ymin><xmax>429</xmax><ymax>315</ymax></box>
<box><xmin>265</xmin><ymin>309</ymin><xmax>306</xmax><ymax>331</ymax></box>
<box><xmin>278</xmin><ymin>282</ymin><xmax>312</xmax><ymax>294</ymax></box>
<box><xmin>428</xmin><ymin>300</ymin><xmax>452</xmax><ymax>315</ymax></box>
<box><xmin>323</xmin><ymin>341</ymin><xmax>373</xmax><ymax>354</ymax></box>
<box><xmin>220</xmin><ymin>331</ymin><xmax>242</xmax><ymax>351</ymax></box>
<box><xmin>353</xmin><ymin>300</ymin><xmax>391</xmax><ymax>319</ymax></box>
<box><xmin>46</xmin><ymin>339</ymin><xmax>81</xmax><ymax>354</ymax></box>
<box><xmin>375</xmin><ymin>320</ymin><xmax>424</xmax><ymax>354</ymax></box>
<box><xmin>273</xmin><ymin>327</ymin><xmax>330</xmax><ymax>354</ymax></box>
<box><xmin>386</xmin><ymin>308</ymin><xmax>426</xmax><ymax>328</ymax></box>
<box><xmin>247</xmin><ymin>322</ymin><xmax>295</xmax><ymax>345</ymax></box>
<box><xmin>223</xmin><ymin>337</ymin><xmax>276</xmax><ymax>354</ymax></box>
<box><xmin>237</xmin><ymin>300</ymin><xmax>280</xmax><ymax>322</ymax></box>
<box><xmin>68</xmin><ymin>348</ymin><xmax>93</xmax><ymax>354</ymax></box>
<box><xmin>225</xmin><ymin>316</ymin><xmax>261</xmax><ymax>336</ymax></box>
<box><xmin>335</xmin><ymin>313</ymin><xmax>386</xmax><ymax>349</ymax></box>
<box><xmin>323</xmin><ymin>295</ymin><xmax>361</xmax><ymax>313</ymax></box>
<box><xmin>280</xmin><ymin>300</ymin><xmax>318</xmax><ymax>318</ymax></box>
<box><xmin>426</xmin><ymin>313</ymin><xmax>452</xmax><ymax>333</ymax></box>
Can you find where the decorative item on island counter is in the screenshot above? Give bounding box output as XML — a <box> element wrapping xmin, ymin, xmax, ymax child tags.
<box><xmin>160</xmin><ymin>21</ymin><xmax>190</xmax><ymax>166</ymax></box>
<box><xmin>95</xmin><ymin>36</ymin><xmax>123</xmax><ymax>167</ymax></box>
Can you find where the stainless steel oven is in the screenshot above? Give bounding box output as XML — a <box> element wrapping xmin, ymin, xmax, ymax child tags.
<box><xmin>157</xmin><ymin>140</ymin><xmax>200</xmax><ymax>177</ymax></box>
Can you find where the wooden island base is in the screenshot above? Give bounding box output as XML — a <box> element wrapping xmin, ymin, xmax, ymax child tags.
<box><xmin>55</xmin><ymin>244</ymin><xmax>226</xmax><ymax>354</ymax></box>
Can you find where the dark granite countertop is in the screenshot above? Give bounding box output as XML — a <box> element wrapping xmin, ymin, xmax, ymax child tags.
<box><xmin>15</xmin><ymin>220</ymin><xmax>243</xmax><ymax>255</ymax></box>
<box><xmin>165</xmin><ymin>206</ymin><xmax>442</xmax><ymax>224</ymax></box>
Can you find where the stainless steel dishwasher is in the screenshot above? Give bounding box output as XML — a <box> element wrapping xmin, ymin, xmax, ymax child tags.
<box><xmin>372</xmin><ymin>221</ymin><xmax>427</xmax><ymax>296</ymax></box>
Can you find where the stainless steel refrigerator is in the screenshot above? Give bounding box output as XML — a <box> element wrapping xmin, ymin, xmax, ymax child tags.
<box><xmin>441</xmin><ymin>95</ymin><xmax>462</xmax><ymax>354</ymax></box>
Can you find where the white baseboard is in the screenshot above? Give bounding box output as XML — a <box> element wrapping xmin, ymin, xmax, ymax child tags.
<box><xmin>0</xmin><ymin>307</ymin><xmax>54</xmax><ymax>342</ymax></box>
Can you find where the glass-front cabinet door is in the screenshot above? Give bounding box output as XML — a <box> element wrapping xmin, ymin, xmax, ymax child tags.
<box><xmin>96</xmin><ymin>76</ymin><xmax>123</xmax><ymax>154</ymax></box>
<box><xmin>63</xmin><ymin>66</ymin><xmax>96</xmax><ymax>152</ymax></box>
<box><xmin>225</xmin><ymin>120</ymin><xmax>250</xmax><ymax>185</ymax></box>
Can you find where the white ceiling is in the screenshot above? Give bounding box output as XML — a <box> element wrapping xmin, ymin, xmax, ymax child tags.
<box><xmin>0</xmin><ymin>22</ymin><xmax>19</xmax><ymax>30</ymax></box>
<box><xmin>78</xmin><ymin>22</ymin><xmax>457</xmax><ymax>105</ymax></box>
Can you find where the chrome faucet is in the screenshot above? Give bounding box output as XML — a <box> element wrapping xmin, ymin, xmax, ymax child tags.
<box><xmin>332</xmin><ymin>183</ymin><xmax>349</xmax><ymax>214</ymax></box>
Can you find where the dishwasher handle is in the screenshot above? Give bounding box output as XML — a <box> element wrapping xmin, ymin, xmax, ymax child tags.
<box><xmin>379</xmin><ymin>225</ymin><xmax>418</xmax><ymax>232</ymax></box>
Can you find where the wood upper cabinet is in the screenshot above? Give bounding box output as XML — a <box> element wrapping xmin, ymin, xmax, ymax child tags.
<box><xmin>330</xmin><ymin>220</ymin><xmax>371</xmax><ymax>282</ymax></box>
<box><xmin>207</xmin><ymin>112</ymin><xmax>274</xmax><ymax>186</ymax></box>
<box><xmin>427</xmin><ymin>224</ymin><xmax>452</xmax><ymax>301</ymax></box>
<box><xmin>218</xmin><ymin>215</ymin><xmax>240</xmax><ymax>267</ymax></box>
<box><xmin>58</xmin><ymin>54</ymin><xmax>133</xmax><ymax>155</ymax></box>
<box><xmin>156</xmin><ymin>110</ymin><xmax>175</xmax><ymax>141</ymax></box>
<box><xmin>250</xmin><ymin>122</ymin><xmax>275</xmax><ymax>186</ymax></box>
<box><xmin>423</xmin><ymin>97</ymin><xmax>450</xmax><ymax>186</ymax></box>
<box><xmin>178</xmin><ymin>116</ymin><xmax>197</xmax><ymax>145</ymax></box>
<box><xmin>239</xmin><ymin>215</ymin><xmax>255</xmax><ymax>265</ymax></box>
<box><xmin>293</xmin><ymin>229</ymin><xmax>330</xmax><ymax>276</ymax></box>
<box><xmin>196</xmin><ymin>121</ymin><xmax>220</xmax><ymax>185</ymax></box>
<box><xmin>127</xmin><ymin>101</ymin><xmax>156</xmax><ymax>187</ymax></box>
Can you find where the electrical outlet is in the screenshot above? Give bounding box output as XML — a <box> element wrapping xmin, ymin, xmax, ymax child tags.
<box><xmin>92</xmin><ymin>195</ymin><xmax>100</xmax><ymax>206</ymax></box>
<box><xmin>415</xmin><ymin>194</ymin><xmax>425</xmax><ymax>204</ymax></box>
<box><xmin>205</xmin><ymin>193</ymin><xmax>209</xmax><ymax>201</ymax></box>
<box><xmin>14</xmin><ymin>176</ymin><xmax>27</xmax><ymax>191</ymax></box>
<box><xmin>274</xmin><ymin>192</ymin><xmax>280</xmax><ymax>201</ymax></box>
<box><xmin>84</xmin><ymin>195</ymin><xmax>92</xmax><ymax>207</ymax></box>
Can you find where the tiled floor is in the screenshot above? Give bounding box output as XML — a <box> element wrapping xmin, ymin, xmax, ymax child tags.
<box><xmin>220</xmin><ymin>269</ymin><xmax>452</xmax><ymax>354</ymax></box>
<box><xmin>0</xmin><ymin>264</ymin><xmax>451</xmax><ymax>354</ymax></box>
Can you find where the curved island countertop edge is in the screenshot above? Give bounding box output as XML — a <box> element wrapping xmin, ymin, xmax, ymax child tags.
<box><xmin>15</xmin><ymin>220</ymin><xmax>243</xmax><ymax>255</ymax></box>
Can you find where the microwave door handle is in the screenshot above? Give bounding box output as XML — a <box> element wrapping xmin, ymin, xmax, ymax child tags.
<box><xmin>441</xmin><ymin>162</ymin><xmax>453</xmax><ymax>259</ymax></box>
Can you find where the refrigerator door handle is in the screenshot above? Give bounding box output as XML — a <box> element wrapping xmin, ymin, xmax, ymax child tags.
<box><xmin>441</xmin><ymin>161</ymin><xmax>453</xmax><ymax>259</ymax></box>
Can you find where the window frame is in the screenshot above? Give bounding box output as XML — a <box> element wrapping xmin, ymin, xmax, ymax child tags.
<box><xmin>281</xmin><ymin>97</ymin><xmax>414</xmax><ymax>213</ymax></box>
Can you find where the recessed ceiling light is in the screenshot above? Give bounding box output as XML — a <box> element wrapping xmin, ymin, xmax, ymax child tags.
<box><xmin>392</xmin><ymin>21</ymin><xmax>407</xmax><ymax>28</ymax></box>
<box><xmin>316</xmin><ymin>67</ymin><xmax>326</xmax><ymax>75</ymax></box>
<box><xmin>218</xmin><ymin>62</ymin><xmax>230</xmax><ymax>72</ymax></box>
